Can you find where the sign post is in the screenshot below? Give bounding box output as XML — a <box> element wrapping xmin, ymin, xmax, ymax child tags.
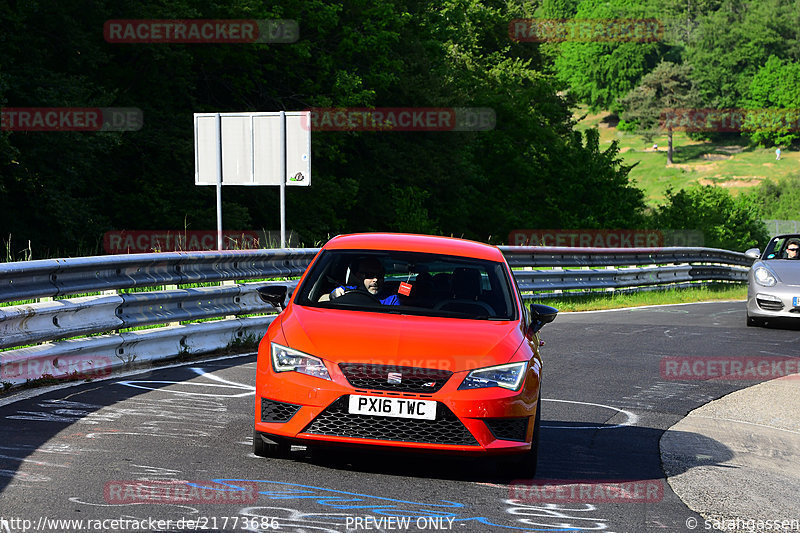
<box><xmin>215</xmin><ymin>113</ymin><xmax>223</xmax><ymax>250</ymax></box>
<box><xmin>280</xmin><ymin>111</ymin><xmax>286</xmax><ymax>250</ymax></box>
<box><xmin>194</xmin><ymin>111</ymin><xmax>311</xmax><ymax>249</ymax></box>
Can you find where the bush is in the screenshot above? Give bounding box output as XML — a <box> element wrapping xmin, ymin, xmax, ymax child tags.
<box><xmin>650</xmin><ymin>186</ymin><xmax>769</xmax><ymax>251</ymax></box>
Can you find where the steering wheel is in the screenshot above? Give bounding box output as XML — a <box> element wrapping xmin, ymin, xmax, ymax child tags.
<box><xmin>333</xmin><ymin>289</ymin><xmax>381</xmax><ymax>305</ymax></box>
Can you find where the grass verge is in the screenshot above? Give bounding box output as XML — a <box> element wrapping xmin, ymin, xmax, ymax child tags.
<box><xmin>536</xmin><ymin>284</ymin><xmax>747</xmax><ymax>312</ymax></box>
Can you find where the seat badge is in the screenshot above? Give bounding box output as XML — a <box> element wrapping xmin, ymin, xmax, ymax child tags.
<box><xmin>387</xmin><ymin>372</ymin><xmax>402</xmax><ymax>384</ymax></box>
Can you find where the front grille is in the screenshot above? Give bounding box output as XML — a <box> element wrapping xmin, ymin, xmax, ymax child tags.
<box><xmin>302</xmin><ymin>396</ymin><xmax>478</xmax><ymax>446</ymax></box>
<box><xmin>261</xmin><ymin>398</ymin><xmax>301</xmax><ymax>423</ymax></box>
<box><xmin>485</xmin><ymin>417</ymin><xmax>529</xmax><ymax>442</ymax></box>
<box><xmin>338</xmin><ymin>363</ymin><xmax>452</xmax><ymax>393</ymax></box>
<box><xmin>757</xmin><ymin>297</ymin><xmax>784</xmax><ymax>311</ymax></box>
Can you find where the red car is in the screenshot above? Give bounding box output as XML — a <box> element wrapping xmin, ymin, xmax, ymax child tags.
<box><xmin>254</xmin><ymin>233</ymin><xmax>557</xmax><ymax>476</ymax></box>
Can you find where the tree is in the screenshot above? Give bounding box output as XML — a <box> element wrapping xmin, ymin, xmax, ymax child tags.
<box><xmin>651</xmin><ymin>186</ymin><xmax>769</xmax><ymax>251</ymax></box>
<box><xmin>539</xmin><ymin>0</ymin><xmax>580</xmax><ymax>18</ymax></box>
<box><xmin>619</xmin><ymin>60</ymin><xmax>699</xmax><ymax>164</ymax></box>
<box><xmin>0</xmin><ymin>0</ymin><xmax>652</xmax><ymax>257</ymax></box>
<box><xmin>550</xmin><ymin>0</ymin><xmax>667</xmax><ymax>111</ymax></box>
<box><xmin>746</xmin><ymin>176</ymin><xmax>800</xmax><ymax>221</ymax></box>
<box><xmin>742</xmin><ymin>55</ymin><xmax>800</xmax><ymax>146</ymax></box>
<box><xmin>651</xmin><ymin>0</ymin><xmax>725</xmax><ymax>48</ymax></box>
<box><xmin>684</xmin><ymin>0</ymin><xmax>800</xmax><ymax>109</ymax></box>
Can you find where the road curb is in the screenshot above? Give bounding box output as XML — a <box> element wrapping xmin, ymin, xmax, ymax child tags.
<box><xmin>660</xmin><ymin>374</ymin><xmax>800</xmax><ymax>527</ymax></box>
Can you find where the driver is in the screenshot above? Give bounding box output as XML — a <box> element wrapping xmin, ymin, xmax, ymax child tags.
<box><xmin>330</xmin><ymin>257</ymin><xmax>400</xmax><ymax>305</ymax></box>
<box><xmin>786</xmin><ymin>240</ymin><xmax>800</xmax><ymax>259</ymax></box>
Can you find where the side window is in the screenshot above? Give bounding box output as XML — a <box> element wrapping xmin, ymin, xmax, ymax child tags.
<box><xmin>517</xmin><ymin>284</ymin><xmax>528</xmax><ymax>325</ymax></box>
<box><xmin>765</xmin><ymin>238</ymin><xmax>784</xmax><ymax>259</ymax></box>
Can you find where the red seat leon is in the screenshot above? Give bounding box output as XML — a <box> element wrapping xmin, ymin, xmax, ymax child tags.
<box><xmin>254</xmin><ymin>233</ymin><xmax>557</xmax><ymax>476</ymax></box>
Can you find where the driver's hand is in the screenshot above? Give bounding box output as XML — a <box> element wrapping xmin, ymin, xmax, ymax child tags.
<box><xmin>331</xmin><ymin>287</ymin><xmax>345</xmax><ymax>299</ymax></box>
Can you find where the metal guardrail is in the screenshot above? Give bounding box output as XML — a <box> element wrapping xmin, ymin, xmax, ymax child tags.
<box><xmin>0</xmin><ymin>281</ymin><xmax>300</xmax><ymax>349</ymax></box>
<box><xmin>498</xmin><ymin>246</ymin><xmax>753</xmax><ymax>268</ymax></box>
<box><xmin>498</xmin><ymin>246</ymin><xmax>750</xmax><ymax>298</ymax></box>
<box><xmin>1</xmin><ymin>317</ymin><xmax>274</xmax><ymax>388</ymax></box>
<box><xmin>0</xmin><ymin>246</ymin><xmax>749</xmax><ymax>387</ymax></box>
<box><xmin>0</xmin><ymin>249</ymin><xmax>318</xmax><ymax>303</ymax></box>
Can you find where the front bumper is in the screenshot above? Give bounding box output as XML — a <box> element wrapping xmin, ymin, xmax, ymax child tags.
<box><xmin>254</xmin><ymin>366</ymin><xmax>540</xmax><ymax>456</ymax></box>
<box><xmin>747</xmin><ymin>289</ymin><xmax>800</xmax><ymax>320</ymax></box>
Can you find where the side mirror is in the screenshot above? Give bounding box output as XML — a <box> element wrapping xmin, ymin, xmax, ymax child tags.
<box><xmin>257</xmin><ymin>285</ymin><xmax>288</xmax><ymax>311</ymax></box>
<box><xmin>744</xmin><ymin>248</ymin><xmax>761</xmax><ymax>260</ymax></box>
<box><xmin>529</xmin><ymin>303</ymin><xmax>558</xmax><ymax>335</ymax></box>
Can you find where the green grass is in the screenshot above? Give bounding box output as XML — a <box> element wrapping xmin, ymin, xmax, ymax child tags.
<box><xmin>575</xmin><ymin>108</ymin><xmax>800</xmax><ymax>206</ymax></box>
<box><xmin>538</xmin><ymin>283</ymin><xmax>747</xmax><ymax>312</ymax></box>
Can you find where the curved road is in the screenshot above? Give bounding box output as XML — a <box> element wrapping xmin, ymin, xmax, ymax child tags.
<box><xmin>0</xmin><ymin>301</ymin><xmax>798</xmax><ymax>533</ymax></box>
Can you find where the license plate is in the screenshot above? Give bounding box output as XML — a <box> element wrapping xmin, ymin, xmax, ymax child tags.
<box><xmin>794</xmin><ymin>297</ymin><xmax>800</xmax><ymax>307</ymax></box>
<box><xmin>348</xmin><ymin>395</ymin><xmax>436</xmax><ymax>420</ymax></box>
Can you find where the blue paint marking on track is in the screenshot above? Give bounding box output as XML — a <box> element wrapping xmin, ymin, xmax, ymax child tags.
<box><xmin>187</xmin><ymin>479</ymin><xmax>581</xmax><ymax>531</ymax></box>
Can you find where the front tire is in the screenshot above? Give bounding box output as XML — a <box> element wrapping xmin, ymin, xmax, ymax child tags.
<box><xmin>253</xmin><ymin>430</ymin><xmax>290</xmax><ymax>458</ymax></box>
<box><xmin>747</xmin><ymin>314</ymin><xmax>764</xmax><ymax>327</ymax></box>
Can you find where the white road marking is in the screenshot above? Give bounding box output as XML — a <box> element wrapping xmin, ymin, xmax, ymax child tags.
<box><xmin>115</xmin><ymin>367</ymin><xmax>254</xmax><ymax>398</ymax></box>
<box><xmin>542</xmin><ymin>399</ymin><xmax>638</xmax><ymax>430</ymax></box>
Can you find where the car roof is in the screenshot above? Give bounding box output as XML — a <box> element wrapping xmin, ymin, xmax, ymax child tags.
<box><xmin>323</xmin><ymin>233</ymin><xmax>504</xmax><ymax>262</ymax></box>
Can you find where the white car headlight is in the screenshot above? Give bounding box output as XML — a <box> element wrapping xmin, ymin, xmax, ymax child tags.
<box><xmin>271</xmin><ymin>343</ymin><xmax>331</xmax><ymax>381</ymax></box>
<box><xmin>754</xmin><ymin>266</ymin><xmax>777</xmax><ymax>287</ymax></box>
<box><xmin>459</xmin><ymin>362</ymin><xmax>527</xmax><ymax>391</ymax></box>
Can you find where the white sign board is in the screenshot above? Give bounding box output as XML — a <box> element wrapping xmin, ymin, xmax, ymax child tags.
<box><xmin>252</xmin><ymin>114</ymin><xmax>284</xmax><ymax>185</ymax></box>
<box><xmin>285</xmin><ymin>112</ymin><xmax>311</xmax><ymax>186</ymax></box>
<box><xmin>193</xmin><ymin>111</ymin><xmax>310</xmax><ymax>186</ymax></box>
<box><xmin>194</xmin><ymin>114</ymin><xmax>223</xmax><ymax>185</ymax></box>
<box><xmin>192</xmin><ymin>110</ymin><xmax>311</xmax><ymax>249</ymax></box>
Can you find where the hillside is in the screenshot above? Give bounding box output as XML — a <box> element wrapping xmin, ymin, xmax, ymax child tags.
<box><xmin>576</xmin><ymin>110</ymin><xmax>799</xmax><ymax>207</ymax></box>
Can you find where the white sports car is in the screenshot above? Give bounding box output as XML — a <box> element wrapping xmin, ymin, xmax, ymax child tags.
<box><xmin>745</xmin><ymin>234</ymin><xmax>800</xmax><ymax>327</ymax></box>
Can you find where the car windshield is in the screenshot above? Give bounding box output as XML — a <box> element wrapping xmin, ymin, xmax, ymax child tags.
<box><xmin>294</xmin><ymin>250</ymin><xmax>516</xmax><ymax>320</ymax></box>
<box><xmin>762</xmin><ymin>235</ymin><xmax>800</xmax><ymax>260</ymax></box>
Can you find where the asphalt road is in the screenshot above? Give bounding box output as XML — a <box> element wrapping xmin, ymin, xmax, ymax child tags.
<box><xmin>1</xmin><ymin>301</ymin><xmax>798</xmax><ymax>533</ymax></box>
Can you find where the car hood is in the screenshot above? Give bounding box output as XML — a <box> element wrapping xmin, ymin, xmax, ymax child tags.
<box><xmin>758</xmin><ymin>261</ymin><xmax>800</xmax><ymax>284</ymax></box>
<box><xmin>278</xmin><ymin>304</ymin><xmax>525</xmax><ymax>372</ymax></box>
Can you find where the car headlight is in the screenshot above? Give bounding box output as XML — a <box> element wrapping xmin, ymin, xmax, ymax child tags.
<box><xmin>754</xmin><ymin>267</ymin><xmax>777</xmax><ymax>287</ymax></box>
<box><xmin>271</xmin><ymin>343</ymin><xmax>331</xmax><ymax>381</ymax></box>
<box><xmin>458</xmin><ymin>362</ymin><xmax>527</xmax><ymax>391</ymax></box>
